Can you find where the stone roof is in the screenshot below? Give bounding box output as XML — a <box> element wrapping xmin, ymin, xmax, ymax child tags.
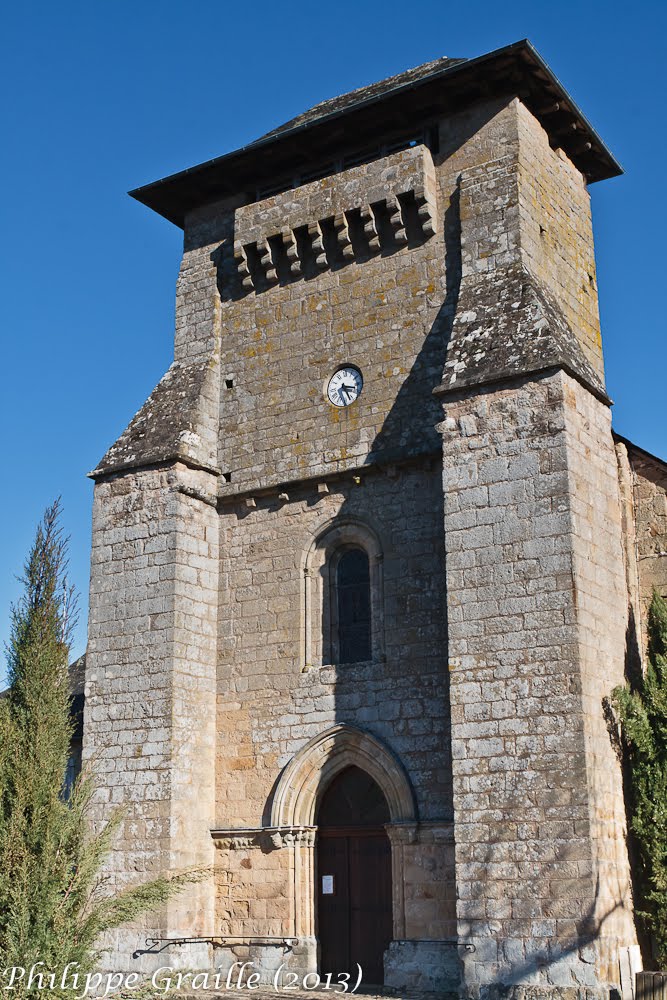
<box><xmin>129</xmin><ymin>41</ymin><xmax>622</xmax><ymax>227</ymax></box>
<box><xmin>435</xmin><ymin>264</ymin><xmax>609</xmax><ymax>403</ymax></box>
<box><xmin>259</xmin><ymin>57</ymin><xmax>466</xmax><ymax>141</ymax></box>
<box><xmin>90</xmin><ymin>359</ymin><xmax>220</xmax><ymax>479</ymax></box>
<box><xmin>615</xmin><ymin>434</ymin><xmax>667</xmax><ymax>485</ymax></box>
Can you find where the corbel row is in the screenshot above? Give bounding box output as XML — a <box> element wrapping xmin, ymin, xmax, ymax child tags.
<box><xmin>233</xmin><ymin>187</ymin><xmax>436</xmax><ymax>294</ymax></box>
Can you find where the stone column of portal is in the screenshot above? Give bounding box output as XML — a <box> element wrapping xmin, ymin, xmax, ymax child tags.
<box><xmin>84</xmin><ymin>462</ymin><xmax>219</xmax><ymax>973</ymax></box>
<box><xmin>290</xmin><ymin>829</ymin><xmax>318</xmax><ymax>980</ymax></box>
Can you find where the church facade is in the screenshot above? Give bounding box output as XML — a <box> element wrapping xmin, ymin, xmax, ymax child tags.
<box><xmin>83</xmin><ymin>40</ymin><xmax>667</xmax><ymax>998</ymax></box>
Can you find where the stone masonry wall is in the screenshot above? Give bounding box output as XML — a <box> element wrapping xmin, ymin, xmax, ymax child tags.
<box><xmin>84</xmin><ymin>463</ymin><xmax>219</xmax><ymax>971</ymax></box>
<box><xmin>633</xmin><ymin>459</ymin><xmax>667</xmax><ymax>602</ymax></box>
<box><xmin>170</xmin><ymin>99</ymin><xmax>523</xmax><ymax>499</ymax></box>
<box><xmin>215</xmin><ymin>150</ymin><xmax>444</xmax><ymax>495</ymax></box>
<box><xmin>87</xmin><ymin>96</ymin><xmax>532</xmax><ymax>986</ymax></box>
<box><xmin>175</xmin><ymin>195</ymin><xmax>239</xmax><ymax>367</ymax></box>
<box><xmin>172</xmin><ymin>98</ymin><xmax>603</xmax><ymax>499</ymax></box>
<box><xmin>626</xmin><ymin>445</ymin><xmax>667</xmax><ymax>605</ymax></box>
<box><xmin>616</xmin><ymin>440</ymin><xmax>667</xmax><ymax>667</ymax></box>
<box><xmin>516</xmin><ymin>103</ymin><xmax>604</xmax><ymax>380</ymax></box>
<box><xmin>233</xmin><ymin>144</ymin><xmax>437</xmax><ymax>251</ymax></box>
<box><xmin>214</xmin><ymin>462</ymin><xmax>455</xmax><ymax>941</ymax></box>
<box><xmin>440</xmin><ymin>98</ymin><xmax>604</xmax><ymax>393</ymax></box>
<box><xmin>440</xmin><ymin>370</ymin><xmax>636</xmax><ymax>996</ymax></box>
<box><xmin>562</xmin><ymin>376</ymin><xmax>637</xmax><ymax>986</ymax></box>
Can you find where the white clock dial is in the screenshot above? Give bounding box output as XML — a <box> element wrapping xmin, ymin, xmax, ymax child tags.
<box><xmin>327</xmin><ymin>366</ymin><xmax>363</xmax><ymax>407</ymax></box>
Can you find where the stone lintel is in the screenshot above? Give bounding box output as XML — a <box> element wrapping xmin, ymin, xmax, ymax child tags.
<box><xmin>211</xmin><ymin>826</ymin><xmax>316</xmax><ymax>851</ymax></box>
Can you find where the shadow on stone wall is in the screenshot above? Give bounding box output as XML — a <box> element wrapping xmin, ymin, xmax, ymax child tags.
<box><xmin>252</xmin><ymin>187</ymin><xmax>465</xmax><ymax>993</ymax></box>
<box><xmin>463</xmin><ymin>872</ymin><xmax>623</xmax><ymax>998</ymax></box>
<box><xmin>322</xmin><ymin>189</ymin><xmax>462</xmax><ymax>822</ymax></box>
<box><xmin>365</xmin><ymin>185</ymin><xmax>461</xmax><ymax>464</ymax></box>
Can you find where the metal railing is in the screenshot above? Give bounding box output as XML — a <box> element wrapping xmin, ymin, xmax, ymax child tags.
<box><xmin>145</xmin><ymin>935</ymin><xmax>299</xmax><ymax>949</ymax></box>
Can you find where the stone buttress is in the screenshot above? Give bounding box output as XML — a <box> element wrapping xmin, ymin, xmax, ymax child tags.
<box><xmin>85</xmin><ymin>311</ymin><xmax>222</xmax><ymax>969</ymax></box>
<box><xmin>436</xmin><ymin>99</ymin><xmax>638</xmax><ymax>996</ymax></box>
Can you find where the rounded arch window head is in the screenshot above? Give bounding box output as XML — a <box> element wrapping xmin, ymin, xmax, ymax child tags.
<box><xmin>302</xmin><ymin>518</ymin><xmax>385</xmax><ymax>670</ymax></box>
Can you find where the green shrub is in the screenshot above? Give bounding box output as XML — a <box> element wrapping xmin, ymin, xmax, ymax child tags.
<box><xmin>0</xmin><ymin>501</ymin><xmax>205</xmax><ymax>997</ymax></box>
<box><xmin>613</xmin><ymin>591</ymin><xmax>667</xmax><ymax>967</ymax></box>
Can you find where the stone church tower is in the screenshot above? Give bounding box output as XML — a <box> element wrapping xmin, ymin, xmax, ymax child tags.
<box><xmin>84</xmin><ymin>40</ymin><xmax>659</xmax><ymax>997</ymax></box>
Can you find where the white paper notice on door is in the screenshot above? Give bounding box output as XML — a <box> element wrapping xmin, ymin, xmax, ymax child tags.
<box><xmin>321</xmin><ymin>875</ymin><xmax>335</xmax><ymax>895</ymax></box>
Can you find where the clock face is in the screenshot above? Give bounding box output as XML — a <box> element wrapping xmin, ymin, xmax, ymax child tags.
<box><xmin>327</xmin><ymin>366</ymin><xmax>363</xmax><ymax>407</ymax></box>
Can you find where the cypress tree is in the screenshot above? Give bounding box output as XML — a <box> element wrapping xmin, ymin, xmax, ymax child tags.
<box><xmin>613</xmin><ymin>590</ymin><xmax>667</xmax><ymax>967</ymax></box>
<box><xmin>0</xmin><ymin>501</ymin><xmax>204</xmax><ymax>996</ymax></box>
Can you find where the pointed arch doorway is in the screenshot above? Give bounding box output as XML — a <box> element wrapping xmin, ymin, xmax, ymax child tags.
<box><xmin>316</xmin><ymin>766</ymin><xmax>392</xmax><ymax>986</ymax></box>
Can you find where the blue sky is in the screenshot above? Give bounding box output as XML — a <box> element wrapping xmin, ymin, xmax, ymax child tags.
<box><xmin>1</xmin><ymin>0</ymin><xmax>665</xmax><ymax>676</ymax></box>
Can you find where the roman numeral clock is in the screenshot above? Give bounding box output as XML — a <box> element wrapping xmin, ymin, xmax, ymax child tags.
<box><xmin>327</xmin><ymin>366</ymin><xmax>363</xmax><ymax>407</ymax></box>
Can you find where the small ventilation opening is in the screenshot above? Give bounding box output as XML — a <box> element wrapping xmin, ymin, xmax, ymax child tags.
<box><xmin>222</xmin><ymin>472</ymin><xmax>232</xmax><ymax>483</ymax></box>
<box><xmin>225</xmin><ymin>378</ymin><xmax>234</xmax><ymax>389</ymax></box>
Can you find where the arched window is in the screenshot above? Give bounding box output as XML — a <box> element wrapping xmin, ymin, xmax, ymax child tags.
<box><xmin>302</xmin><ymin>518</ymin><xmax>384</xmax><ymax>670</ymax></box>
<box><xmin>335</xmin><ymin>548</ymin><xmax>371</xmax><ymax>664</ymax></box>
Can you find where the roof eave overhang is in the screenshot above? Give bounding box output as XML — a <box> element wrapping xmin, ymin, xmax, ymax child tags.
<box><xmin>129</xmin><ymin>39</ymin><xmax>622</xmax><ymax>229</ymax></box>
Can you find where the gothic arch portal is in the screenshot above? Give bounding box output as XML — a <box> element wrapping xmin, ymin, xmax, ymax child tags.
<box><xmin>270</xmin><ymin>724</ymin><xmax>417</xmax><ymax>828</ymax></box>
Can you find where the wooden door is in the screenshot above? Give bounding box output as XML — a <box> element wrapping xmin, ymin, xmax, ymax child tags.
<box><xmin>317</xmin><ymin>827</ymin><xmax>392</xmax><ymax>986</ymax></box>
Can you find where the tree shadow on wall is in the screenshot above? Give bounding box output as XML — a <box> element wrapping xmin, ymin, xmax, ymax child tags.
<box><xmin>469</xmin><ymin>873</ymin><xmax>624</xmax><ymax>998</ymax></box>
